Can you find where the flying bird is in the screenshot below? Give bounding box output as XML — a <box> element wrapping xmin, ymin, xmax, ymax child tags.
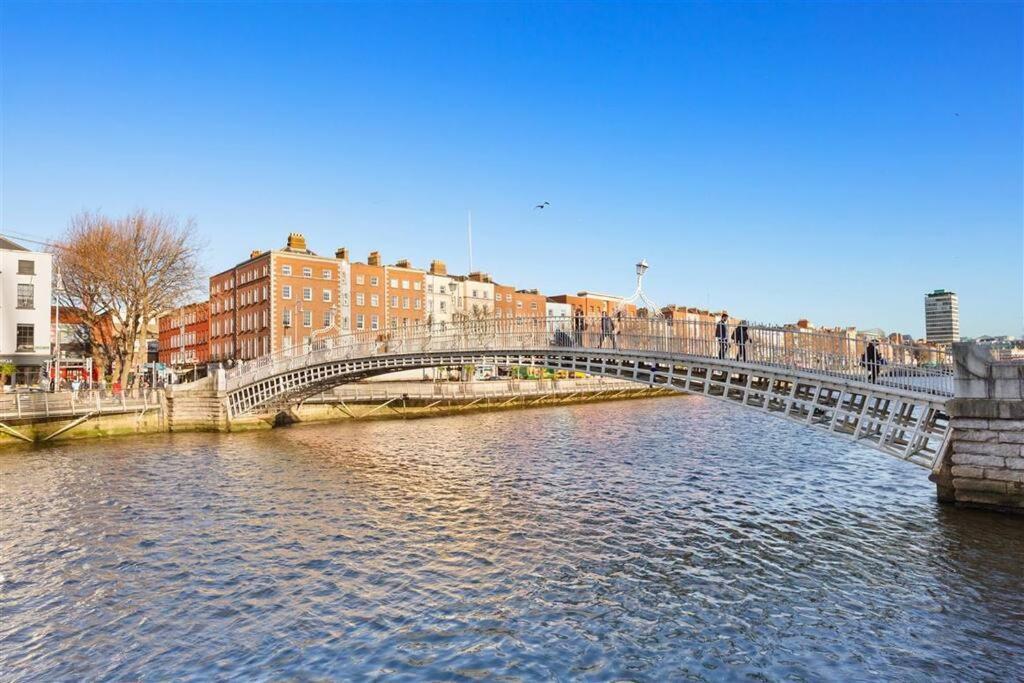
<box><xmin>535</xmin><ymin>201</ymin><xmax>550</xmax><ymax>210</ymax></box>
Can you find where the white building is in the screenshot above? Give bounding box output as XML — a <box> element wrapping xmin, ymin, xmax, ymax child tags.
<box><xmin>925</xmin><ymin>289</ymin><xmax>960</xmax><ymax>344</ymax></box>
<box><xmin>424</xmin><ymin>260</ymin><xmax>458</xmax><ymax>327</ymax></box>
<box><xmin>0</xmin><ymin>237</ymin><xmax>53</xmax><ymax>385</ymax></box>
<box><xmin>455</xmin><ymin>272</ymin><xmax>494</xmax><ymax>320</ymax></box>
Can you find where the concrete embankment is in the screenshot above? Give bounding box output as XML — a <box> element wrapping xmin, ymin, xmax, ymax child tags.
<box><xmin>0</xmin><ymin>379</ymin><xmax>677</xmax><ymax>447</ymax></box>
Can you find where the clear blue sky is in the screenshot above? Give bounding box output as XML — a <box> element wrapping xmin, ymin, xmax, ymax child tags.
<box><xmin>2</xmin><ymin>2</ymin><xmax>1020</xmax><ymax>337</ymax></box>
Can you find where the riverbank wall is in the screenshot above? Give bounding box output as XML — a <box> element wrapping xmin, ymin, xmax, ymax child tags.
<box><xmin>0</xmin><ymin>378</ymin><xmax>675</xmax><ymax>447</ymax></box>
<box><xmin>932</xmin><ymin>344</ymin><xmax>1024</xmax><ymax>513</ymax></box>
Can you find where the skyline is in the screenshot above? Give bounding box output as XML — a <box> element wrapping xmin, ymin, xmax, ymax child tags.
<box><xmin>2</xmin><ymin>2</ymin><xmax>1020</xmax><ymax>337</ymax></box>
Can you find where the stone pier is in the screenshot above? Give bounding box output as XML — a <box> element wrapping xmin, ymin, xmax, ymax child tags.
<box><xmin>932</xmin><ymin>343</ymin><xmax>1024</xmax><ymax>513</ymax></box>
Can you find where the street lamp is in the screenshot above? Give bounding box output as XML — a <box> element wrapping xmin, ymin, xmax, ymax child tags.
<box><xmin>619</xmin><ymin>258</ymin><xmax>660</xmax><ymax>317</ymax></box>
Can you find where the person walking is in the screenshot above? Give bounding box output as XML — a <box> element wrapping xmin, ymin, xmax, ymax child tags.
<box><xmin>599</xmin><ymin>311</ymin><xmax>614</xmax><ymax>348</ymax></box>
<box><xmin>861</xmin><ymin>340</ymin><xmax>882</xmax><ymax>383</ymax></box>
<box><xmin>732</xmin><ymin>320</ymin><xmax>750</xmax><ymax>362</ymax></box>
<box><xmin>573</xmin><ymin>307</ymin><xmax>585</xmax><ymax>347</ymax></box>
<box><xmin>715</xmin><ymin>312</ymin><xmax>729</xmax><ymax>359</ymax></box>
<box><xmin>612</xmin><ymin>311</ymin><xmax>623</xmax><ymax>350</ymax></box>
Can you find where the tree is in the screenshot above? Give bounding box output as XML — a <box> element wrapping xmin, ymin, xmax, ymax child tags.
<box><xmin>0</xmin><ymin>361</ymin><xmax>15</xmax><ymax>387</ymax></box>
<box><xmin>53</xmin><ymin>210</ymin><xmax>203</xmax><ymax>387</ymax></box>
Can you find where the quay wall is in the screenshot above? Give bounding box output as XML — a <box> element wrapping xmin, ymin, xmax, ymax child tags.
<box><xmin>0</xmin><ymin>379</ymin><xmax>675</xmax><ymax>447</ymax></box>
<box><xmin>933</xmin><ymin>344</ymin><xmax>1024</xmax><ymax>513</ymax></box>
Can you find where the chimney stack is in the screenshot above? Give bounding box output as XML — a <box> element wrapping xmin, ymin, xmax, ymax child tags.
<box><xmin>429</xmin><ymin>260</ymin><xmax>447</xmax><ymax>276</ymax></box>
<box><xmin>250</xmin><ymin>250</ymin><xmax>262</xmax><ymax>259</ymax></box>
<box><xmin>367</xmin><ymin>251</ymin><xmax>381</xmax><ymax>266</ymax></box>
<box><xmin>335</xmin><ymin>247</ymin><xmax>349</xmax><ymax>261</ymax></box>
<box><xmin>286</xmin><ymin>232</ymin><xmax>307</xmax><ymax>251</ymax></box>
<box><xmin>395</xmin><ymin>258</ymin><xmax>411</xmax><ymax>268</ymax></box>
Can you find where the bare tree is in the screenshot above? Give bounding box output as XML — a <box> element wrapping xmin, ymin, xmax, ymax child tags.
<box><xmin>54</xmin><ymin>210</ymin><xmax>203</xmax><ymax>386</ymax></box>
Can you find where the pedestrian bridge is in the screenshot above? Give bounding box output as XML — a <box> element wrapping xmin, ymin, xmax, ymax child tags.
<box><xmin>220</xmin><ymin>316</ymin><xmax>953</xmax><ymax>469</ymax></box>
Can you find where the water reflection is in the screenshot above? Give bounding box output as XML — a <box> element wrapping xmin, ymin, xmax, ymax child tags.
<box><xmin>1</xmin><ymin>396</ymin><xmax>1022</xmax><ymax>680</ymax></box>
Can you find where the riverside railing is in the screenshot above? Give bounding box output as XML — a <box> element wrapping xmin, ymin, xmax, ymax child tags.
<box><xmin>0</xmin><ymin>389</ymin><xmax>162</xmax><ymax>421</ymax></box>
<box><xmin>223</xmin><ymin>316</ymin><xmax>954</xmax><ymax>397</ymax></box>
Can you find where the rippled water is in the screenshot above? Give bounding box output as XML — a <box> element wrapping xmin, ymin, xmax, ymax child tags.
<box><xmin>2</xmin><ymin>396</ymin><xmax>1023</xmax><ymax>681</ymax></box>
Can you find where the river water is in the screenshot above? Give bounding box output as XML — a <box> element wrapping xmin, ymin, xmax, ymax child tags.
<box><xmin>1</xmin><ymin>396</ymin><xmax>1022</xmax><ymax>681</ymax></box>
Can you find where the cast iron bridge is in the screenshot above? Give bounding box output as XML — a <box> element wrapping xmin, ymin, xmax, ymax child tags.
<box><xmin>221</xmin><ymin>316</ymin><xmax>953</xmax><ymax>469</ymax></box>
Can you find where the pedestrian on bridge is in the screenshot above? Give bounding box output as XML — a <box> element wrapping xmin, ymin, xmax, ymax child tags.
<box><xmin>715</xmin><ymin>312</ymin><xmax>729</xmax><ymax>359</ymax></box>
<box><xmin>599</xmin><ymin>311</ymin><xmax>615</xmax><ymax>349</ymax></box>
<box><xmin>573</xmin><ymin>307</ymin><xmax>585</xmax><ymax>346</ymax></box>
<box><xmin>733</xmin><ymin>321</ymin><xmax>750</xmax><ymax>362</ymax></box>
<box><xmin>861</xmin><ymin>340</ymin><xmax>884</xmax><ymax>383</ymax></box>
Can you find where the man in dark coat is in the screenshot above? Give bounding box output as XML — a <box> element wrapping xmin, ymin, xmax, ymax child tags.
<box><xmin>573</xmin><ymin>307</ymin><xmax>585</xmax><ymax>346</ymax></box>
<box><xmin>861</xmin><ymin>340</ymin><xmax>882</xmax><ymax>383</ymax></box>
<box><xmin>715</xmin><ymin>312</ymin><xmax>729</xmax><ymax>359</ymax></box>
<box><xmin>732</xmin><ymin>320</ymin><xmax>750</xmax><ymax>362</ymax></box>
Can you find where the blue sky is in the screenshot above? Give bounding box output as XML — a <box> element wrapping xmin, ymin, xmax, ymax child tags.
<box><xmin>1</xmin><ymin>2</ymin><xmax>1020</xmax><ymax>337</ymax></box>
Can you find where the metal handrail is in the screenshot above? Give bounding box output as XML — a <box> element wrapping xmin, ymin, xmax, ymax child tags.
<box><xmin>223</xmin><ymin>315</ymin><xmax>954</xmax><ymax>397</ymax></box>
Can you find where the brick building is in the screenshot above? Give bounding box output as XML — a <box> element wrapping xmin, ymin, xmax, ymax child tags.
<box><xmin>157</xmin><ymin>301</ymin><xmax>210</xmax><ymax>366</ymax></box>
<box><xmin>209</xmin><ymin>233</ymin><xmax>345</xmax><ymax>362</ymax></box>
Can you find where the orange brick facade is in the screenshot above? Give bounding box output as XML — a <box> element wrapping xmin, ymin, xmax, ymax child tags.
<box><xmin>158</xmin><ymin>301</ymin><xmax>210</xmax><ymax>366</ymax></box>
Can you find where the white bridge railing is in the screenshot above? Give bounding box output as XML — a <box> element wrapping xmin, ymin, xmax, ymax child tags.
<box><xmin>223</xmin><ymin>316</ymin><xmax>954</xmax><ymax>398</ymax></box>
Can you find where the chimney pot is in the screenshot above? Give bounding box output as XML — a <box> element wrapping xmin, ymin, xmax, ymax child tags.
<box><xmin>335</xmin><ymin>247</ymin><xmax>349</xmax><ymax>261</ymax></box>
<box><xmin>367</xmin><ymin>251</ymin><xmax>381</xmax><ymax>267</ymax></box>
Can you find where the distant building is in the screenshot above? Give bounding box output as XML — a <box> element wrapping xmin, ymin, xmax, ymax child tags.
<box><xmin>158</xmin><ymin>301</ymin><xmax>210</xmax><ymax>367</ymax></box>
<box><xmin>924</xmin><ymin>289</ymin><xmax>960</xmax><ymax>344</ymax></box>
<box><xmin>0</xmin><ymin>237</ymin><xmax>52</xmax><ymax>384</ymax></box>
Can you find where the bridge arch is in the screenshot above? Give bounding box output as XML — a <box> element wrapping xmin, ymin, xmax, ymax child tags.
<box><xmin>221</xmin><ymin>317</ymin><xmax>952</xmax><ymax>470</ymax></box>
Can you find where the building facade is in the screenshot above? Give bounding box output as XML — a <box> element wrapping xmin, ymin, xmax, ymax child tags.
<box><xmin>209</xmin><ymin>234</ymin><xmax>345</xmax><ymax>362</ymax></box>
<box><xmin>424</xmin><ymin>260</ymin><xmax>458</xmax><ymax>327</ymax></box>
<box><xmin>924</xmin><ymin>289</ymin><xmax>960</xmax><ymax>344</ymax></box>
<box><xmin>158</xmin><ymin>301</ymin><xmax>210</xmax><ymax>367</ymax></box>
<box><xmin>0</xmin><ymin>237</ymin><xmax>52</xmax><ymax>384</ymax></box>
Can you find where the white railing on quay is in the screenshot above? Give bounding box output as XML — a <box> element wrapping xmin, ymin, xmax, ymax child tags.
<box><xmin>0</xmin><ymin>389</ymin><xmax>162</xmax><ymax>421</ymax></box>
<box><xmin>222</xmin><ymin>316</ymin><xmax>955</xmax><ymax>398</ymax></box>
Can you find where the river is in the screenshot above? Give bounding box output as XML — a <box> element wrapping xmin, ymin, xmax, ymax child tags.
<box><xmin>1</xmin><ymin>396</ymin><xmax>1022</xmax><ymax>680</ymax></box>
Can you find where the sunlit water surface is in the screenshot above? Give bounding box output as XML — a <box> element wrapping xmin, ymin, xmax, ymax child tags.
<box><xmin>2</xmin><ymin>397</ymin><xmax>1022</xmax><ymax>681</ymax></box>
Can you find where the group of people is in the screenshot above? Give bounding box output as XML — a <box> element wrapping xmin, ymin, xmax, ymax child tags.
<box><xmin>570</xmin><ymin>308</ymin><xmax>624</xmax><ymax>349</ymax></box>
<box><xmin>715</xmin><ymin>312</ymin><xmax>751</xmax><ymax>361</ymax></box>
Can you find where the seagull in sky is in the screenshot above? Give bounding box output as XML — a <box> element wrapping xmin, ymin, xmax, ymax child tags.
<box><xmin>535</xmin><ymin>201</ymin><xmax>550</xmax><ymax>209</ymax></box>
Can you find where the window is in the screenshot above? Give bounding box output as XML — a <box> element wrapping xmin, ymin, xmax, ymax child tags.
<box><xmin>530</xmin><ymin>302</ymin><xmax>538</xmax><ymax>310</ymax></box>
<box><xmin>516</xmin><ymin>301</ymin><xmax>523</xmax><ymax>309</ymax></box>
<box><xmin>322</xmin><ymin>269</ymin><xmax>332</xmax><ymax>279</ymax></box>
<box><xmin>370</xmin><ymin>276</ymin><xmax>379</xmax><ymax>286</ymax></box>
<box><xmin>323</xmin><ymin>311</ymin><xmax>333</xmax><ymax>327</ymax></box>
<box><xmin>302</xmin><ymin>267</ymin><xmax>312</xmax><ymax>278</ymax></box>
<box><xmin>356</xmin><ymin>293</ymin><xmax>365</xmax><ymax>306</ymax></box>
<box><xmin>370</xmin><ymin>315</ymin><xmax>379</xmax><ymax>330</ymax></box>
<box><xmin>390</xmin><ymin>278</ymin><xmax>399</xmax><ymax>288</ymax></box>
<box><xmin>402</xmin><ymin>296</ymin><xmax>409</xmax><ymax>309</ymax></box>
<box><xmin>472</xmin><ymin>289</ymin><xmax>479</xmax><ymax>298</ymax></box>
<box><xmin>17</xmin><ymin>260</ymin><xmax>34</xmax><ymax>275</ymax></box>
<box><xmin>322</xmin><ymin>289</ymin><xmax>332</xmax><ymax>302</ymax></box>
<box><xmin>282</xmin><ymin>310</ymin><xmax>292</xmax><ymax>327</ymax></box>
<box><xmin>356</xmin><ymin>274</ymin><xmax>365</xmax><ymax>285</ymax></box>
<box><xmin>16</xmin><ymin>284</ymin><xmax>34</xmax><ymax>309</ymax></box>
<box><xmin>495</xmin><ymin>293</ymin><xmax>501</xmax><ymax>301</ymax></box>
<box><xmin>506</xmin><ymin>294</ymin><xmax>513</xmax><ymax>302</ymax></box>
<box><xmin>391</xmin><ymin>318</ymin><xmax>398</xmax><ymax>329</ymax></box>
<box><xmin>391</xmin><ymin>296</ymin><xmax>399</xmax><ymax>308</ymax></box>
<box><xmin>16</xmin><ymin>324</ymin><xmax>33</xmax><ymax>351</ymax></box>
<box><xmin>402</xmin><ymin>280</ymin><xmax>409</xmax><ymax>290</ymax></box>
<box><xmin>439</xmin><ymin>301</ymin><xmax>446</xmax><ymax>312</ymax></box>
<box><xmin>282</xmin><ymin>285</ymin><xmax>292</xmax><ymax>299</ymax></box>
<box><xmin>356</xmin><ymin>314</ymin><xmax>365</xmax><ymax>330</ymax></box>
<box><xmin>413</xmin><ymin>282</ymin><xmax>421</xmax><ymax>291</ymax></box>
<box><xmin>414</xmin><ymin>299</ymin><xmax>421</xmax><ymax>310</ymax></box>
<box><xmin>302</xmin><ymin>287</ymin><xmax>312</xmax><ymax>301</ymax></box>
<box><xmin>370</xmin><ymin>294</ymin><xmax>379</xmax><ymax>307</ymax></box>
<box><xmin>427</xmin><ymin>284</ymin><xmax>433</xmax><ymax>293</ymax></box>
<box><xmin>282</xmin><ymin>265</ymin><xmax>292</xmax><ymax>276</ymax></box>
<box><xmin>342</xmin><ymin>293</ymin><xmax>349</xmax><ymax>306</ymax></box>
<box><xmin>303</xmin><ymin>310</ymin><xmax>312</xmax><ymax>327</ymax></box>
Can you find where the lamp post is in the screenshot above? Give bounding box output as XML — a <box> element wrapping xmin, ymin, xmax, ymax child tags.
<box><xmin>618</xmin><ymin>258</ymin><xmax>660</xmax><ymax>317</ymax></box>
<box><xmin>282</xmin><ymin>300</ymin><xmax>304</xmax><ymax>355</ymax></box>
